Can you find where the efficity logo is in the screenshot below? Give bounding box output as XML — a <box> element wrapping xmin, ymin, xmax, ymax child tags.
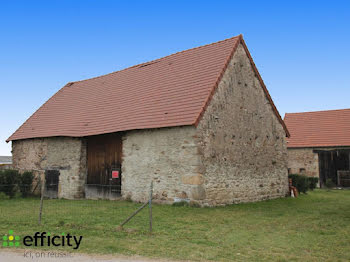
<box><xmin>2</xmin><ymin>230</ymin><xmax>83</xmax><ymax>250</ymax></box>
<box><xmin>2</xmin><ymin>230</ymin><xmax>20</xmax><ymax>247</ymax></box>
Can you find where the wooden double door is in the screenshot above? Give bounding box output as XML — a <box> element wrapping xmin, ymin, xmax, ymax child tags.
<box><xmin>87</xmin><ymin>133</ymin><xmax>122</xmax><ymax>195</ymax></box>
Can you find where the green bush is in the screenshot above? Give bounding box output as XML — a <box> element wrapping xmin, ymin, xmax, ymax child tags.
<box><xmin>0</xmin><ymin>192</ymin><xmax>9</xmax><ymax>200</ymax></box>
<box><xmin>19</xmin><ymin>171</ymin><xmax>34</xmax><ymax>197</ymax></box>
<box><xmin>308</xmin><ymin>177</ymin><xmax>319</xmax><ymax>191</ymax></box>
<box><xmin>0</xmin><ymin>169</ymin><xmax>33</xmax><ymax>198</ymax></box>
<box><xmin>289</xmin><ymin>174</ymin><xmax>309</xmax><ymax>194</ymax></box>
<box><xmin>0</xmin><ymin>169</ymin><xmax>20</xmax><ymax>197</ymax></box>
<box><xmin>0</xmin><ymin>171</ymin><xmax>5</xmax><ymax>190</ymax></box>
<box><xmin>325</xmin><ymin>178</ymin><xmax>336</xmax><ymax>189</ymax></box>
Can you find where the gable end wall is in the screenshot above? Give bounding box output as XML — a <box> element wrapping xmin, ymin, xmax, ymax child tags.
<box><xmin>195</xmin><ymin>43</ymin><xmax>289</xmax><ymax>205</ymax></box>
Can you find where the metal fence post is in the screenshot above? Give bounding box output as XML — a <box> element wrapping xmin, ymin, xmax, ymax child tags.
<box><xmin>117</xmin><ymin>180</ymin><xmax>154</xmax><ymax>232</ymax></box>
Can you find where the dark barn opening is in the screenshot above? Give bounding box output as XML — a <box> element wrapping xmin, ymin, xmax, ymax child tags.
<box><xmin>45</xmin><ymin>170</ymin><xmax>60</xmax><ymax>198</ymax></box>
<box><xmin>85</xmin><ymin>133</ymin><xmax>123</xmax><ymax>199</ymax></box>
<box><xmin>316</xmin><ymin>149</ymin><xmax>350</xmax><ymax>188</ymax></box>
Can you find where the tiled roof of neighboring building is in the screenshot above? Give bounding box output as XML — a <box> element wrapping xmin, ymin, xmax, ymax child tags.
<box><xmin>284</xmin><ymin>108</ymin><xmax>350</xmax><ymax>148</ymax></box>
<box><xmin>0</xmin><ymin>156</ymin><xmax>12</xmax><ymax>164</ymax></box>
<box><xmin>7</xmin><ymin>35</ymin><xmax>288</xmax><ymax>142</ymax></box>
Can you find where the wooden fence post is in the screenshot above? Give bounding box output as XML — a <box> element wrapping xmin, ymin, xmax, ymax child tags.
<box><xmin>149</xmin><ymin>181</ymin><xmax>153</xmax><ymax>233</ymax></box>
<box><xmin>38</xmin><ymin>175</ymin><xmax>45</xmax><ymax>225</ymax></box>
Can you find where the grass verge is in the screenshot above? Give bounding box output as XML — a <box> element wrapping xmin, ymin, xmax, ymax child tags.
<box><xmin>0</xmin><ymin>189</ymin><xmax>350</xmax><ymax>261</ymax></box>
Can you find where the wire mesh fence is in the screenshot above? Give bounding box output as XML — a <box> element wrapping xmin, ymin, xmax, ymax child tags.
<box><xmin>0</xmin><ymin>181</ymin><xmax>153</xmax><ymax>233</ymax></box>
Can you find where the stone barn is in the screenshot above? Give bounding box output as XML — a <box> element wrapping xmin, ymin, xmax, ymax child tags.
<box><xmin>285</xmin><ymin>109</ymin><xmax>350</xmax><ymax>188</ymax></box>
<box><xmin>8</xmin><ymin>35</ymin><xmax>290</xmax><ymax>206</ymax></box>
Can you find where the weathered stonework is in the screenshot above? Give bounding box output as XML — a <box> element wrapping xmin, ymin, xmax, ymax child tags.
<box><xmin>12</xmin><ymin>137</ymin><xmax>87</xmax><ymax>199</ymax></box>
<box><xmin>287</xmin><ymin>148</ymin><xmax>319</xmax><ymax>177</ymax></box>
<box><xmin>121</xmin><ymin>43</ymin><xmax>289</xmax><ymax>206</ymax></box>
<box><xmin>195</xmin><ymin>43</ymin><xmax>289</xmax><ymax>205</ymax></box>
<box><xmin>122</xmin><ymin>126</ymin><xmax>201</xmax><ymax>203</ymax></box>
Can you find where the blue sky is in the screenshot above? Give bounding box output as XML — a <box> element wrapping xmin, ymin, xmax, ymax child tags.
<box><xmin>1</xmin><ymin>0</ymin><xmax>349</xmax><ymax>155</ymax></box>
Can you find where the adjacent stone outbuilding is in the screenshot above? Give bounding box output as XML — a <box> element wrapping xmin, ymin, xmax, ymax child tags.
<box><xmin>285</xmin><ymin>109</ymin><xmax>350</xmax><ymax>187</ymax></box>
<box><xmin>8</xmin><ymin>35</ymin><xmax>290</xmax><ymax>206</ymax></box>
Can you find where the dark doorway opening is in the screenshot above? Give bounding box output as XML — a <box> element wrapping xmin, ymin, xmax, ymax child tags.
<box><xmin>316</xmin><ymin>149</ymin><xmax>350</xmax><ymax>188</ymax></box>
<box><xmin>45</xmin><ymin>170</ymin><xmax>60</xmax><ymax>198</ymax></box>
<box><xmin>86</xmin><ymin>133</ymin><xmax>122</xmax><ymax>199</ymax></box>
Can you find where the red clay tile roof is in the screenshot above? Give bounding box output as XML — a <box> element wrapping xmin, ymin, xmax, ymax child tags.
<box><xmin>7</xmin><ymin>35</ymin><xmax>288</xmax><ymax>142</ymax></box>
<box><xmin>284</xmin><ymin>108</ymin><xmax>350</xmax><ymax>148</ymax></box>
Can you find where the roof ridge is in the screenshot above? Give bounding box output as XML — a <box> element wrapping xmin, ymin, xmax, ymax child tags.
<box><xmin>71</xmin><ymin>35</ymin><xmax>242</xmax><ymax>84</ymax></box>
<box><xmin>285</xmin><ymin>108</ymin><xmax>350</xmax><ymax>115</ymax></box>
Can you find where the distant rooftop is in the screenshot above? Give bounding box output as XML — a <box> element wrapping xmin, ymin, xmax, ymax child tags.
<box><xmin>0</xmin><ymin>156</ymin><xmax>12</xmax><ymax>164</ymax></box>
<box><xmin>284</xmin><ymin>108</ymin><xmax>350</xmax><ymax>148</ymax></box>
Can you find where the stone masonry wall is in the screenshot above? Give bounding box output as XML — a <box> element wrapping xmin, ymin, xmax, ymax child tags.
<box><xmin>287</xmin><ymin>148</ymin><xmax>319</xmax><ymax>177</ymax></box>
<box><xmin>122</xmin><ymin>43</ymin><xmax>289</xmax><ymax>206</ymax></box>
<box><xmin>122</xmin><ymin>126</ymin><xmax>202</xmax><ymax>203</ymax></box>
<box><xmin>195</xmin><ymin>43</ymin><xmax>289</xmax><ymax>205</ymax></box>
<box><xmin>12</xmin><ymin>137</ymin><xmax>87</xmax><ymax>199</ymax></box>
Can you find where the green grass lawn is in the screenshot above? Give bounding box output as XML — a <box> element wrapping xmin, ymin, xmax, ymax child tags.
<box><xmin>0</xmin><ymin>189</ymin><xmax>350</xmax><ymax>261</ymax></box>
